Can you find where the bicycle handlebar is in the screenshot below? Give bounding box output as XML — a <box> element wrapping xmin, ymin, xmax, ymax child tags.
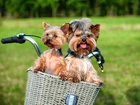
<box><xmin>23</xmin><ymin>35</ymin><xmax>42</xmax><ymax>56</ymax></box>
<box><xmin>1</xmin><ymin>33</ymin><xmax>42</xmax><ymax>56</ymax></box>
<box><xmin>1</xmin><ymin>33</ymin><xmax>26</xmax><ymax>44</ymax></box>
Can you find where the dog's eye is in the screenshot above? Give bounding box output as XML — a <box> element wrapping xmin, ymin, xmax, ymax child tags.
<box><xmin>76</xmin><ymin>34</ymin><xmax>80</xmax><ymax>37</ymax></box>
<box><xmin>54</xmin><ymin>35</ymin><xmax>57</xmax><ymax>38</ymax></box>
<box><xmin>87</xmin><ymin>34</ymin><xmax>93</xmax><ymax>37</ymax></box>
<box><xmin>87</xmin><ymin>34</ymin><xmax>91</xmax><ymax>37</ymax></box>
<box><xmin>46</xmin><ymin>33</ymin><xmax>49</xmax><ymax>36</ymax></box>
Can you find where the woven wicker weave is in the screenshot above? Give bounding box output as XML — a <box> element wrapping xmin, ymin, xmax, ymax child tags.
<box><xmin>24</xmin><ymin>67</ymin><xmax>102</xmax><ymax>105</ymax></box>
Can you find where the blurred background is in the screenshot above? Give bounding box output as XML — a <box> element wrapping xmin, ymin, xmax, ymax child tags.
<box><xmin>0</xmin><ymin>0</ymin><xmax>140</xmax><ymax>18</ymax></box>
<box><xmin>0</xmin><ymin>0</ymin><xmax>140</xmax><ymax>105</ymax></box>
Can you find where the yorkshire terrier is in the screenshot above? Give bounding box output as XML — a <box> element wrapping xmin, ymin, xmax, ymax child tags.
<box><xmin>33</xmin><ymin>22</ymin><xmax>66</xmax><ymax>76</ymax></box>
<box><xmin>60</xmin><ymin>18</ymin><xmax>103</xmax><ymax>85</ymax></box>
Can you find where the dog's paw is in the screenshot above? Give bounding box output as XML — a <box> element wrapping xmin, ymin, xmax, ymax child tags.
<box><xmin>67</xmin><ymin>70</ymin><xmax>80</xmax><ymax>82</ymax></box>
<box><xmin>33</xmin><ymin>67</ymin><xmax>38</xmax><ymax>73</ymax></box>
<box><xmin>59</xmin><ymin>70</ymin><xmax>80</xmax><ymax>82</ymax></box>
<box><xmin>33</xmin><ymin>69</ymin><xmax>38</xmax><ymax>73</ymax></box>
<box><xmin>93</xmin><ymin>79</ymin><xmax>103</xmax><ymax>85</ymax></box>
<box><xmin>85</xmin><ymin>77</ymin><xmax>103</xmax><ymax>85</ymax></box>
<box><xmin>59</xmin><ymin>70</ymin><xmax>68</xmax><ymax>81</ymax></box>
<box><xmin>33</xmin><ymin>66</ymin><xmax>44</xmax><ymax>73</ymax></box>
<box><xmin>67</xmin><ymin>77</ymin><xmax>80</xmax><ymax>82</ymax></box>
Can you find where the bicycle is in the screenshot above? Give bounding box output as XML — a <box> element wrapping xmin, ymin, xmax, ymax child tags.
<box><xmin>1</xmin><ymin>33</ymin><xmax>104</xmax><ymax>105</ymax></box>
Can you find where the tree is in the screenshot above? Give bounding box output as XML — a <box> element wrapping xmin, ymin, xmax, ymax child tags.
<box><xmin>66</xmin><ymin>0</ymin><xmax>89</xmax><ymax>16</ymax></box>
<box><xmin>1</xmin><ymin>0</ymin><xmax>140</xmax><ymax>18</ymax></box>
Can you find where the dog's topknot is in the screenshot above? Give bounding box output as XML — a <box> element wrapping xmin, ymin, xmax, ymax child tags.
<box><xmin>70</xmin><ymin>18</ymin><xmax>91</xmax><ymax>32</ymax></box>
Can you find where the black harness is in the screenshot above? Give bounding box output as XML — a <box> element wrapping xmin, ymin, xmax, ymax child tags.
<box><xmin>66</xmin><ymin>48</ymin><xmax>87</xmax><ymax>58</ymax></box>
<box><xmin>65</xmin><ymin>47</ymin><xmax>105</xmax><ymax>72</ymax></box>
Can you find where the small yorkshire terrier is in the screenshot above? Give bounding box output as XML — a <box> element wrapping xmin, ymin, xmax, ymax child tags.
<box><xmin>60</xmin><ymin>18</ymin><xmax>103</xmax><ymax>85</ymax></box>
<box><xmin>33</xmin><ymin>22</ymin><xmax>66</xmax><ymax>76</ymax></box>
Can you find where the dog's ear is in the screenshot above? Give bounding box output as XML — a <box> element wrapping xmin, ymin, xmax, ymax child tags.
<box><xmin>61</xmin><ymin>23</ymin><xmax>72</xmax><ymax>41</ymax></box>
<box><xmin>42</xmin><ymin>22</ymin><xmax>50</xmax><ymax>30</ymax></box>
<box><xmin>90</xmin><ymin>24</ymin><xmax>100</xmax><ymax>41</ymax></box>
<box><xmin>61</xmin><ymin>23</ymin><xmax>70</xmax><ymax>35</ymax></box>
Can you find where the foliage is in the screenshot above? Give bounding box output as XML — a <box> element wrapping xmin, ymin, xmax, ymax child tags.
<box><xmin>0</xmin><ymin>0</ymin><xmax>140</xmax><ymax>18</ymax></box>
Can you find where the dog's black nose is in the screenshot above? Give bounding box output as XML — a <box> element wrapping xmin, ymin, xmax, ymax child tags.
<box><xmin>46</xmin><ymin>39</ymin><xmax>51</xmax><ymax>43</ymax></box>
<box><xmin>82</xmin><ymin>38</ymin><xmax>86</xmax><ymax>42</ymax></box>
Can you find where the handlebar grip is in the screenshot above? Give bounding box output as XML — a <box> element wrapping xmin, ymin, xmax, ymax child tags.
<box><xmin>1</xmin><ymin>36</ymin><xmax>25</xmax><ymax>44</ymax></box>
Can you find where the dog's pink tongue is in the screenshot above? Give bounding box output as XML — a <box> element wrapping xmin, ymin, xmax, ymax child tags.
<box><xmin>80</xmin><ymin>44</ymin><xmax>87</xmax><ymax>48</ymax></box>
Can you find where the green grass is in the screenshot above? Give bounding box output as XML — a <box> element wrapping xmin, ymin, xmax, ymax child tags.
<box><xmin>0</xmin><ymin>17</ymin><xmax>140</xmax><ymax>105</ymax></box>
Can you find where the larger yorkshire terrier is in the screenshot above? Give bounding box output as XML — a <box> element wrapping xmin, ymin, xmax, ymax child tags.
<box><xmin>33</xmin><ymin>22</ymin><xmax>66</xmax><ymax>76</ymax></box>
<box><xmin>61</xmin><ymin>18</ymin><xmax>103</xmax><ymax>85</ymax></box>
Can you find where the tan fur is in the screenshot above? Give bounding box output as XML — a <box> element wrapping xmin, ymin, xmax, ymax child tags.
<box><xmin>33</xmin><ymin>49</ymin><xmax>66</xmax><ymax>76</ymax></box>
<box><xmin>33</xmin><ymin>22</ymin><xmax>66</xmax><ymax>76</ymax></box>
<box><xmin>62</xmin><ymin>57</ymin><xmax>103</xmax><ymax>84</ymax></box>
<box><xmin>69</xmin><ymin>29</ymin><xmax>96</xmax><ymax>55</ymax></box>
<box><xmin>61</xmin><ymin>18</ymin><xmax>103</xmax><ymax>85</ymax></box>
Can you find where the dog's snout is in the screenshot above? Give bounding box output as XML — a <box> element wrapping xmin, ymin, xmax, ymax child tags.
<box><xmin>82</xmin><ymin>38</ymin><xmax>86</xmax><ymax>42</ymax></box>
<box><xmin>46</xmin><ymin>39</ymin><xmax>51</xmax><ymax>43</ymax></box>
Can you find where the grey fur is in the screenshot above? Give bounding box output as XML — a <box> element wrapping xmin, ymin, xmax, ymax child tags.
<box><xmin>70</xmin><ymin>18</ymin><xmax>91</xmax><ymax>32</ymax></box>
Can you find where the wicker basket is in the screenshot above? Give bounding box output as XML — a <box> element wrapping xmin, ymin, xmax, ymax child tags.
<box><xmin>24</xmin><ymin>67</ymin><xmax>102</xmax><ymax>105</ymax></box>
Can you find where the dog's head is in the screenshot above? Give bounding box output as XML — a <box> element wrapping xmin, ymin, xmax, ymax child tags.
<box><xmin>42</xmin><ymin>22</ymin><xmax>66</xmax><ymax>49</ymax></box>
<box><xmin>61</xmin><ymin>18</ymin><xmax>100</xmax><ymax>55</ymax></box>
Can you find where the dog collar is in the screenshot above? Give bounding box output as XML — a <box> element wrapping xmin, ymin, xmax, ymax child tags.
<box><xmin>66</xmin><ymin>48</ymin><xmax>87</xmax><ymax>58</ymax></box>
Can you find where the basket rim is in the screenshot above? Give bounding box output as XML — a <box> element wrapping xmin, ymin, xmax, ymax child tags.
<box><xmin>27</xmin><ymin>67</ymin><xmax>103</xmax><ymax>88</ymax></box>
